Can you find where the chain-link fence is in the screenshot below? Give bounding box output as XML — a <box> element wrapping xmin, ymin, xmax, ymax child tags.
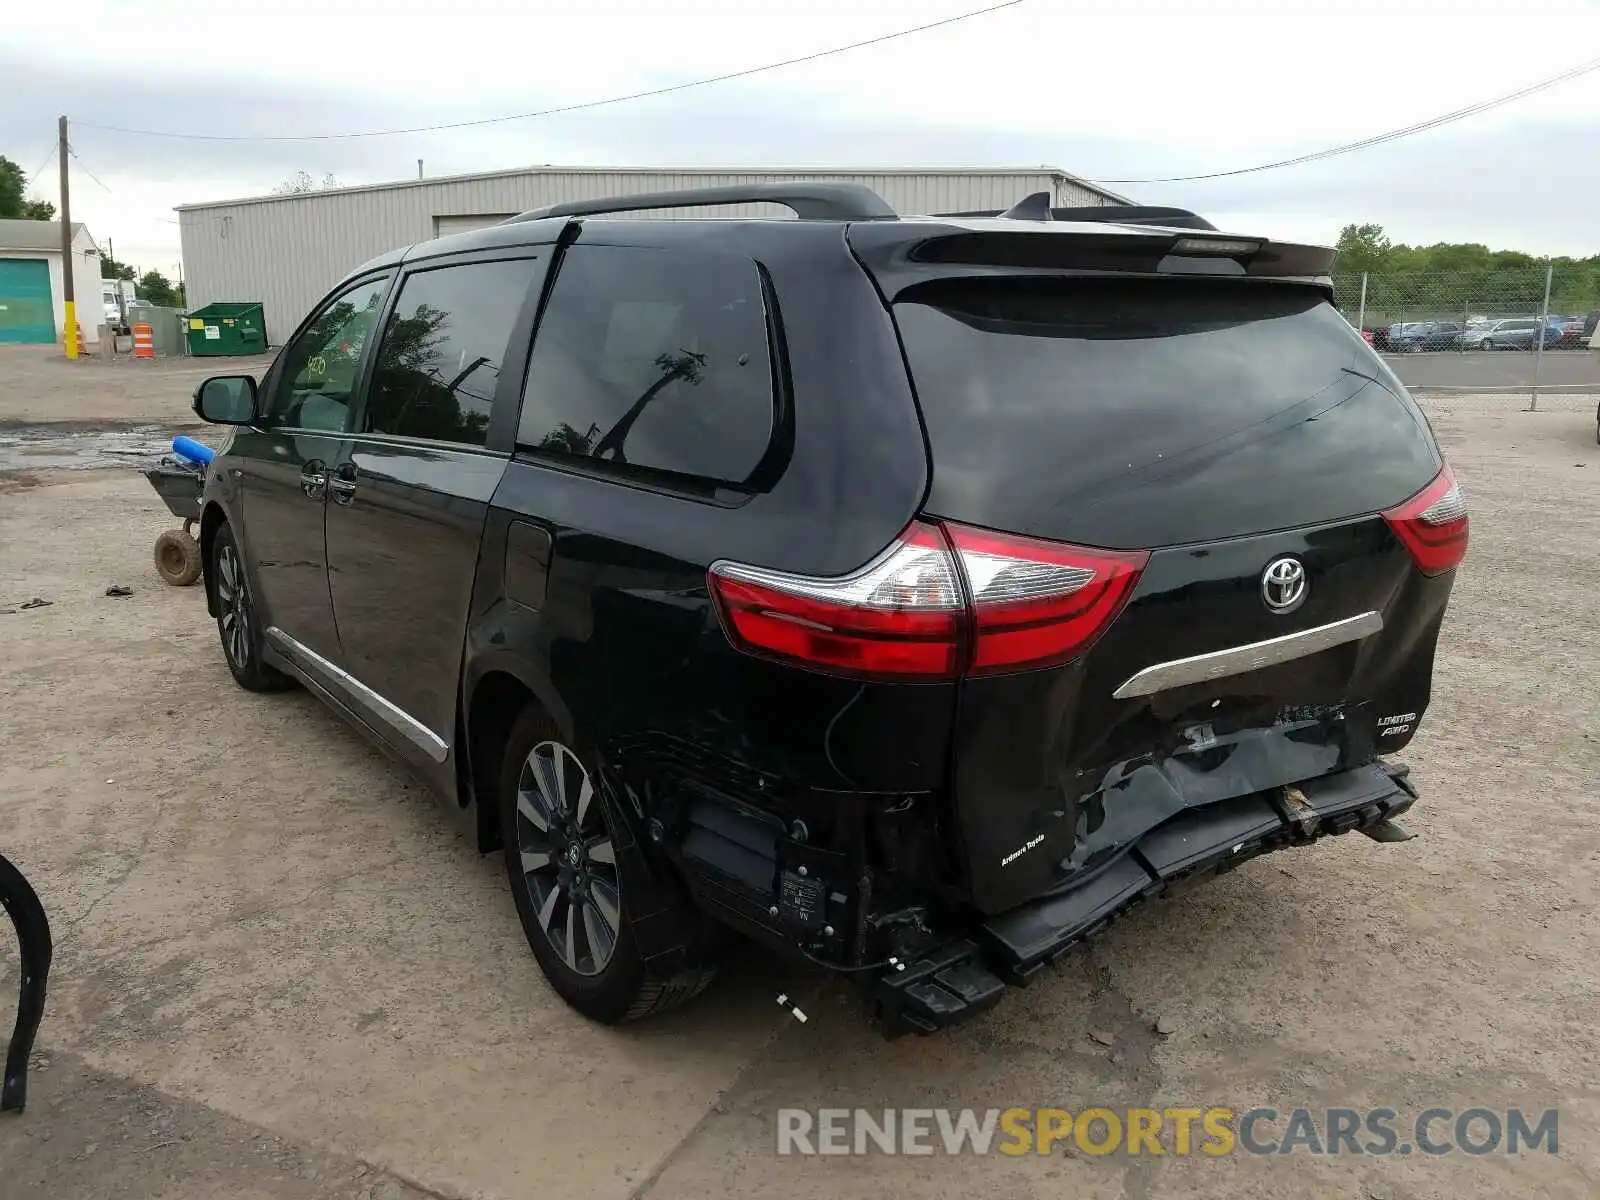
<box><xmin>1333</xmin><ymin>265</ymin><xmax>1600</xmax><ymax>404</ymax></box>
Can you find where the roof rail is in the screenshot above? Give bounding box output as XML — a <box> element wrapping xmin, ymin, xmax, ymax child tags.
<box><xmin>504</xmin><ymin>181</ymin><xmax>898</xmax><ymax>224</ymax></box>
<box><xmin>935</xmin><ymin>202</ymin><xmax>1219</xmax><ymax>232</ymax></box>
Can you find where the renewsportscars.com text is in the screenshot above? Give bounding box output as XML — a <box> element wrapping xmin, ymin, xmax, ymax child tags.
<box><xmin>775</xmin><ymin>1106</ymin><xmax>1558</xmax><ymax>1157</ymax></box>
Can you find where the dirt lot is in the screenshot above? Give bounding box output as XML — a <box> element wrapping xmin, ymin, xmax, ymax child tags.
<box><xmin>1</xmin><ymin>346</ymin><xmax>1597</xmax><ymax>1199</ymax></box>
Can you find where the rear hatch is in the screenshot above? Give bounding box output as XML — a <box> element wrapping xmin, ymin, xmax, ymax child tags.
<box><xmin>863</xmin><ymin>249</ymin><xmax>1461</xmax><ymax>914</ymax></box>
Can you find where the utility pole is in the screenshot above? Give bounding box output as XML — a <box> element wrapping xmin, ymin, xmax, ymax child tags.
<box><xmin>57</xmin><ymin>114</ymin><xmax>77</xmax><ymax>360</ymax></box>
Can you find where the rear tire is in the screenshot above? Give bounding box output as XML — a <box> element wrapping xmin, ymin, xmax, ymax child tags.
<box><xmin>211</xmin><ymin>523</ymin><xmax>292</xmax><ymax>693</ymax></box>
<box><xmin>499</xmin><ymin>705</ymin><xmax>715</xmax><ymax>1023</ymax></box>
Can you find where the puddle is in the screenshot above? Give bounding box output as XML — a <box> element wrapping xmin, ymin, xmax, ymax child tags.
<box><xmin>0</xmin><ymin>423</ymin><xmax>184</xmax><ymax>474</ymax></box>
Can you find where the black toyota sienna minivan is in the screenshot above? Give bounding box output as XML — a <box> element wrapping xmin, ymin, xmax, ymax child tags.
<box><xmin>190</xmin><ymin>184</ymin><xmax>1465</xmax><ymax>1035</ymax></box>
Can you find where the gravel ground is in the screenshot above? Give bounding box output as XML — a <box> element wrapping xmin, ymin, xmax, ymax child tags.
<box><xmin>0</xmin><ymin>353</ymin><xmax>1596</xmax><ymax>1199</ymax></box>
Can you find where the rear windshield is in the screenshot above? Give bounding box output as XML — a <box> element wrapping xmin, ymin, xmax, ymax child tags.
<box><xmin>893</xmin><ymin>277</ymin><xmax>1440</xmax><ymax>548</ymax></box>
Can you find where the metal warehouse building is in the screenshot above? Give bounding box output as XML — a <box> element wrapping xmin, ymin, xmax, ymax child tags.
<box><xmin>178</xmin><ymin>166</ymin><xmax>1128</xmax><ymax>345</ymax></box>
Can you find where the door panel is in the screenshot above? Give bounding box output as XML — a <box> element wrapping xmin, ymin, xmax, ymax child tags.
<box><xmin>326</xmin><ymin>441</ymin><xmax>507</xmax><ymax>746</ymax></box>
<box><xmin>233</xmin><ymin>274</ymin><xmax>392</xmax><ymax>661</ymax></box>
<box><xmin>323</xmin><ymin>254</ymin><xmax>549</xmax><ymax>761</ymax></box>
<box><xmin>227</xmin><ymin>426</ymin><xmax>344</xmax><ymax>661</ymax></box>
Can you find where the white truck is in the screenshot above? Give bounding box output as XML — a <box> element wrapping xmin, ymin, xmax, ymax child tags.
<box><xmin>100</xmin><ymin>279</ymin><xmax>138</xmax><ymax>333</ymax></box>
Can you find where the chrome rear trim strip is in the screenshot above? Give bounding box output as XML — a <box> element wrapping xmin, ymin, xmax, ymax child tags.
<box><xmin>1112</xmin><ymin>611</ymin><xmax>1384</xmax><ymax>700</ymax></box>
<box><xmin>264</xmin><ymin>626</ymin><xmax>449</xmax><ymax>763</ymax></box>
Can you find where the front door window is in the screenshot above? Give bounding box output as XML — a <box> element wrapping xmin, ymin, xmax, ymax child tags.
<box><xmin>268</xmin><ymin>278</ymin><xmax>390</xmax><ymax>432</ymax></box>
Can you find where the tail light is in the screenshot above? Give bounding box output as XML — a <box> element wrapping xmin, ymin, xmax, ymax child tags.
<box><xmin>1382</xmin><ymin>465</ymin><xmax>1469</xmax><ymax>576</ymax></box>
<box><xmin>708</xmin><ymin>521</ymin><xmax>965</xmax><ymax>681</ymax></box>
<box><xmin>943</xmin><ymin>523</ymin><xmax>1148</xmax><ymax>675</ymax></box>
<box><xmin>708</xmin><ymin>520</ymin><xmax>1147</xmax><ymax>680</ymax></box>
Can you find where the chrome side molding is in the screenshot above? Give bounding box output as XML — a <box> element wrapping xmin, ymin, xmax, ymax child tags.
<box><xmin>1112</xmin><ymin>611</ymin><xmax>1384</xmax><ymax>700</ymax></box>
<box><xmin>264</xmin><ymin>627</ymin><xmax>450</xmax><ymax>763</ymax></box>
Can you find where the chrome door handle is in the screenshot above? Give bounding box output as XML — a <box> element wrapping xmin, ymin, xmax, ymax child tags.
<box><xmin>329</xmin><ymin>463</ymin><xmax>358</xmax><ymax>505</ymax></box>
<box><xmin>299</xmin><ymin>461</ymin><xmax>327</xmax><ymax>500</ymax></box>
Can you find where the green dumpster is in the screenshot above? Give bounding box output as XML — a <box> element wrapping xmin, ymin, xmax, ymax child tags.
<box><xmin>185</xmin><ymin>302</ymin><xmax>267</xmax><ymax>357</ymax></box>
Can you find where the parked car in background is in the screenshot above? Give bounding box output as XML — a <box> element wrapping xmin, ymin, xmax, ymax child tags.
<box><xmin>1455</xmin><ymin>321</ymin><xmax>1496</xmax><ymax>350</ymax></box>
<box><xmin>183</xmin><ymin>184</ymin><xmax>1459</xmax><ymax>1036</ymax></box>
<box><xmin>1387</xmin><ymin>322</ymin><xmax>1437</xmax><ymax>352</ymax></box>
<box><xmin>1387</xmin><ymin>321</ymin><xmax>1466</xmax><ymax>352</ymax></box>
<box><xmin>1366</xmin><ymin>326</ymin><xmax>1389</xmax><ymax>351</ymax></box>
<box><xmin>1415</xmin><ymin>322</ymin><xmax>1464</xmax><ymax>351</ymax></box>
<box><xmin>1480</xmin><ymin>317</ymin><xmax>1564</xmax><ymax>351</ymax></box>
<box><xmin>1556</xmin><ymin>315</ymin><xmax>1590</xmax><ymax>349</ymax></box>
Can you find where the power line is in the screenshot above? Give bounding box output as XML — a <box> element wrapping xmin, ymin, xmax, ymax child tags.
<box><xmin>1091</xmin><ymin>52</ymin><xmax>1600</xmax><ymax>184</ymax></box>
<box><xmin>26</xmin><ymin>141</ymin><xmax>57</xmax><ymax>183</ymax></box>
<box><xmin>74</xmin><ymin>1</ymin><xmax>1024</xmax><ymax>143</ymax></box>
<box><xmin>67</xmin><ymin>145</ymin><xmax>112</xmax><ymax>192</ymax></box>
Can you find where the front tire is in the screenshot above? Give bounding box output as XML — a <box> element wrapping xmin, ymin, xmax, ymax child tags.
<box><xmin>211</xmin><ymin>523</ymin><xmax>292</xmax><ymax>693</ymax></box>
<box><xmin>498</xmin><ymin>706</ymin><xmax>715</xmax><ymax>1023</ymax></box>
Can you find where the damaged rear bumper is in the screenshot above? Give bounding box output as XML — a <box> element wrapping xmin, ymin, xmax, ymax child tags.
<box><xmin>873</xmin><ymin>761</ymin><xmax>1416</xmax><ymax>1038</ymax></box>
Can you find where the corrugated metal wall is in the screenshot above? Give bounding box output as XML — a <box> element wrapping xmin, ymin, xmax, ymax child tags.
<box><xmin>179</xmin><ymin>169</ymin><xmax>1122</xmax><ymax>344</ymax></box>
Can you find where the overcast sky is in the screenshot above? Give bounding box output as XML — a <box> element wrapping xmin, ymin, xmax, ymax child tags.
<box><xmin>4</xmin><ymin>0</ymin><xmax>1600</xmax><ymax>276</ymax></box>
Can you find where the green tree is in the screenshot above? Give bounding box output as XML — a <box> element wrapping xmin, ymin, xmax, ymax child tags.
<box><xmin>1334</xmin><ymin>223</ymin><xmax>1394</xmax><ymax>275</ymax></box>
<box><xmin>0</xmin><ymin>154</ymin><xmax>55</xmax><ymax>220</ymax></box>
<box><xmin>101</xmin><ymin>255</ymin><xmax>136</xmax><ymax>281</ymax></box>
<box><xmin>138</xmin><ymin>269</ymin><xmax>179</xmax><ymax>307</ymax></box>
<box><xmin>1329</xmin><ymin>221</ymin><xmax>1600</xmax><ymax>328</ymax></box>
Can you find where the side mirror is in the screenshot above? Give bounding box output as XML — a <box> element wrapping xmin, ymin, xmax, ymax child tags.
<box><xmin>193</xmin><ymin>375</ymin><xmax>259</xmax><ymax>425</ymax></box>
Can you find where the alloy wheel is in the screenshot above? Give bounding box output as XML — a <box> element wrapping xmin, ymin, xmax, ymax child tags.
<box><xmin>215</xmin><ymin>542</ymin><xmax>252</xmax><ymax>669</ymax></box>
<box><xmin>513</xmin><ymin>741</ymin><xmax>621</xmax><ymax>977</ymax></box>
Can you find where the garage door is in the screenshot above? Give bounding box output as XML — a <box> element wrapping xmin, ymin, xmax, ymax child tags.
<box><xmin>433</xmin><ymin>214</ymin><xmax>516</xmax><ymax>239</ymax></box>
<box><xmin>0</xmin><ymin>258</ymin><xmax>56</xmax><ymax>344</ymax></box>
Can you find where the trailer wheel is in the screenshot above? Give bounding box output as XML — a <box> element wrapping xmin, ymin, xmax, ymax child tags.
<box><xmin>154</xmin><ymin>529</ymin><xmax>203</xmax><ymax>587</ymax></box>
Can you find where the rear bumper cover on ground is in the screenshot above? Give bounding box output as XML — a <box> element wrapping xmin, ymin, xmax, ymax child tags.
<box><xmin>874</xmin><ymin>761</ymin><xmax>1416</xmax><ymax>1037</ymax></box>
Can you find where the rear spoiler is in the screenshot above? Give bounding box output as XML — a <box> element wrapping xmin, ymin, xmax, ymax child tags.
<box><xmin>853</xmin><ymin>204</ymin><xmax>1336</xmax><ymax>290</ymax></box>
<box><xmin>934</xmin><ymin>200</ymin><xmax>1221</xmax><ymax>232</ymax></box>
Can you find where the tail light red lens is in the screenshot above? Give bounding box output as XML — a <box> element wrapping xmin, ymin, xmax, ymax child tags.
<box><xmin>708</xmin><ymin>521</ymin><xmax>965</xmax><ymax>680</ymax></box>
<box><xmin>943</xmin><ymin>522</ymin><xmax>1149</xmax><ymax>675</ymax></box>
<box><xmin>1382</xmin><ymin>465</ymin><xmax>1468</xmax><ymax>576</ymax></box>
<box><xmin>708</xmin><ymin>520</ymin><xmax>1148</xmax><ymax>680</ymax></box>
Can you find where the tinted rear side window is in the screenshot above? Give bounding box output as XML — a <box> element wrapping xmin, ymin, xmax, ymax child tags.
<box><xmin>364</xmin><ymin>257</ymin><xmax>541</xmax><ymax>446</ymax></box>
<box><xmin>894</xmin><ymin>277</ymin><xmax>1440</xmax><ymax>549</ymax></box>
<box><xmin>517</xmin><ymin>245</ymin><xmax>776</xmax><ymax>485</ymax></box>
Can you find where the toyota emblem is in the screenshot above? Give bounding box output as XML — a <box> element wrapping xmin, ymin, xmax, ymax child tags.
<box><xmin>1261</xmin><ymin>557</ymin><xmax>1308</xmax><ymax>614</ymax></box>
